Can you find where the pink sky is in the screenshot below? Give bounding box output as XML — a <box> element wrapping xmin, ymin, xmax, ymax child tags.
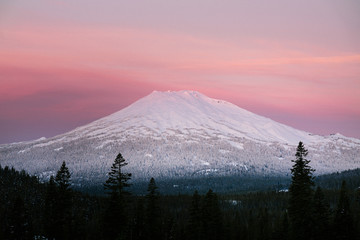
<box><xmin>0</xmin><ymin>0</ymin><xmax>360</xmax><ymax>143</ymax></box>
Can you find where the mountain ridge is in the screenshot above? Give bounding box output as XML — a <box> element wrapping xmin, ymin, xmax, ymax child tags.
<box><xmin>46</xmin><ymin>90</ymin><xmax>343</xmax><ymax>146</ymax></box>
<box><xmin>1</xmin><ymin>90</ymin><xmax>359</xmax><ymax>186</ymax></box>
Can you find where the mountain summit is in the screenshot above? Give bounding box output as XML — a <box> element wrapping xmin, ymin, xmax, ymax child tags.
<box><xmin>73</xmin><ymin>90</ymin><xmax>324</xmax><ymax>145</ymax></box>
<box><xmin>1</xmin><ymin>90</ymin><xmax>359</xmax><ymax>186</ymax></box>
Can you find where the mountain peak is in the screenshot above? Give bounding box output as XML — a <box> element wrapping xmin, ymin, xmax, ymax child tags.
<box><xmin>2</xmin><ymin>90</ymin><xmax>359</xmax><ymax>184</ymax></box>
<box><xmin>82</xmin><ymin>90</ymin><xmax>325</xmax><ymax>146</ymax></box>
<box><xmin>144</xmin><ymin>90</ymin><xmax>231</xmax><ymax>107</ymax></box>
<box><xmin>151</xmin><ymin>90</ymin><xmax>202</xmax><ymax>95</ymax></box>
<box><xmin>147</xmin><ymin>90</ymin><xmax>207</xmax><ymax>101</ymax></box>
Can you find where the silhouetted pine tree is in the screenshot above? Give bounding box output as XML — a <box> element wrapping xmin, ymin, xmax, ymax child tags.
<box><xmin>288</xmin><ymin>142</ymin><xmax>315</xmax><ymax>240</ymax></box>
<box><xmin>104</xmin><ymin>153</ymin><xmax>132</xmax><ymax>196</ymax></box>
<box><xmin>55</xmin><ymin>161</ymin><xmax>71</xmax><ymax>192</ymax></box>
<box><xmin>333</xmin><ymin>180</ymin><xmax>355</xmax><ymax>240</ymax></box>
<box><xmin>103</xmin><ymin>153</ymin><xmax>132</xmax><ymax>240</ymax></box>
<box><xmin>201</xmin><ymin>189</ymin><xmax>223</xmax><ymax>240</ymax></box>
<box><xmin>145</xmin><ymin>177</ymin><xmax>161</xmax><ymax>240</ymax></box>
<box><xmin>43</xmin><ymin>176</ymin><xmax>57</xmax><ymax>240</ymax></box>
<box><xmin>54</xmin><ymin>161</ymin><xmax>73</xmax><ymax>240</ymax></box>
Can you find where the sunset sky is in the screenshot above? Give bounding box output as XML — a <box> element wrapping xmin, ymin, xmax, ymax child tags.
<box><xmin>1</xmin><ymin>0</ymin><xmax>359</xmax><ymax>144</ymax></box>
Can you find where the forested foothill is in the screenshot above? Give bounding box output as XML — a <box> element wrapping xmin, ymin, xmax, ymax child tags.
<box><xmin>1</xmin><ymin>142</ymin><xmax>359</xmax><ymax>240</ymax></box>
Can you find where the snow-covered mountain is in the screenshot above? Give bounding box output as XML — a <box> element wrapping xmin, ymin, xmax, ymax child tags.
<box><xmin>1</xmin><ymin>90</ymin><xmax>359</xmax><ymax>186</ymax></box>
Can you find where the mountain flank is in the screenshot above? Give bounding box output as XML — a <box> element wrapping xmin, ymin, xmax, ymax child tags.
<box><xmin>1</xmin><ymin>90</ymin><xmax>359</xmax><ymax>187</ymax></box>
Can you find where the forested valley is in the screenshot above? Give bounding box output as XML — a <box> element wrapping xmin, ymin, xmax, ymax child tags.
<box><xmin>1</xmin><ymin>142</ymin><xmax>359</xmax><ymax>240</ymax></box>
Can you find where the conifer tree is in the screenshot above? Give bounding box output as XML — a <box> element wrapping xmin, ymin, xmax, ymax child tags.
<box><xmin>54</xmin><ymin>161</ymin><xmax>73</xmax><ymax>240</ymax></box>
<box><xmin>55</xmin><ymin>161</ymin><xmax>71</xmax><ymax>192</ymax></box>
<box><xmin>145</xmin><ymin>177</ymin><xmax>161</xmax><ymax>240</ymax></box>
<box><xmin>43</xmin><ymin>176</ymin><xmax>57</xmax><ymax>240</ymax></box>
<box><xmin>104</xmin><ymin>153</ymin><xmax>131</xmax><ymax>197</ymax></box>
<box><xmin>201</xmin><ymin>189</ymin><xmax>223</xmax><ymax>240</ymax></box>
<box><xmin>103</xmin><ymin>153</ymin><xmax>132</xmax><ymax>240</ymax></box>
<box><xmin>333</xmin><ymin>180</ymin><xmax>355</xmax><ymax>240</ymax></box>
<box><xmin>288</xmin><ymin>141</ymin><xmax>315</xmax><ymax>240</ymax></box>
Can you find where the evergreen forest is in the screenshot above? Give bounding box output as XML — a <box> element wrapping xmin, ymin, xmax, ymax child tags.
<box><xmin>1</xmin><ymin>142</ymin><xmax>359</xmax><ymax>240</ymax></box>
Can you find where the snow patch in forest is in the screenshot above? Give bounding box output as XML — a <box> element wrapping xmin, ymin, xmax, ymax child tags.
<box><xmin>18</xmin><ymin>148</ymin><xmax>31</xmax><ymax>154</ymax></box>
<box><xmin>36</xmin><ymin>171</ymin><xmax>56</xmax><ymax>182</ymax></box>
<box><xmin>232</xmin><ymin>163</ymin><xmax>248</xmax><ymax>171</ymax></box>
<box><xmin>96</xmin><ymin>140</ymin><xmax>115</xmax><ymax>149</ymax></box>
<box><xmin>199</xmin><ymin>160</ymin><xmax>210</xmax><ymax>166</ymax></box>
<box><xmin>33</xmin><ymin>137</ymin><xmax>67</xmax><ymax>148</ymax></box>
<box><xmin>226</xmin><ymin>200</ymin><xmax>241</xmax><ymax>206</ymax></box>
<box><xmin>196</xmin><ymin>168</ymin><xmax>219</xmax><ymax>175</ymax></box>
<box><xmin>227</xmin><ymin>141</ymin><xmax>244</xmax><ymax>149</ymax></box>
<box><xmin>219</xmin><ymin>149</ymin><xmax>230</xmax><ymax>154</ymax></box>
<box><xmin>54</xmin><ymin>147</ymin><xmax>63</xmax><ymax>151</ymax></box>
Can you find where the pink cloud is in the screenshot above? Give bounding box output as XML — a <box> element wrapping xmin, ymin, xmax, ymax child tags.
<box><xmin>0</xmin><ymin>23</ymin><xmax>359</xmax><ymax>142</ymax></box>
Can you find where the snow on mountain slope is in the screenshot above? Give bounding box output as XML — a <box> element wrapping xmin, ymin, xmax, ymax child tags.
<box><xmin>0</xmin><ymin>90</ymin><xmax>359</xmax><ymax>185</ymax></box>
<box><xmin>57</xmin><ymin>90</ymin><xmax>325</xmax><ymax>145</ymax></box>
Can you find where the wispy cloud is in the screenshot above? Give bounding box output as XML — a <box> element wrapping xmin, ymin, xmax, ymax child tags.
<box><xmin>0</xmin><ymin>0</ymin><xmax>359</xmax><ymax>142</ymax></box>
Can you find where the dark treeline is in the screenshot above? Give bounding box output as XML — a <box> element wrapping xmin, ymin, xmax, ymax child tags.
<box><xmin>1</xmin><ymin>142</ymin><xmax>360</xmax><ymax>240</ymax></box>
<box><xmin>316</xmin><ymin>168</ymin><xmax>360</xmax><ymax>190</ymax></box>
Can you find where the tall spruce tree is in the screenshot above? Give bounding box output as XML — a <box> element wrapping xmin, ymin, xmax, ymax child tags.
<box><xmin>43</xmin><ymin>176</ymin><xmax>57</xmax><ymax>240</ymax></box>
<box><xmin>54</xmin><ymin>161</ymin><xmax>73</xmax><ymax>240</ymax></box>
<box><xmin>201</xmin><ymin>189</ymin><xmax>223</xmax><ymax>240</ymax></box>
<box><xmin>55</xmin><ymin>161</ymin><xmax>71</xmax><ymax>192</ymax></box>
<box><xmin>145</xmin><ymin>177</ymin><xmax>161</xmax><ymax>240</ymax></box>
<box><xmin>104</xmin><ymin>153</ymin><xmax>132</xmax><ymax>196</ymax></box>
<box><xmin>103</xmin><ymin>153</ymin><xmax>132</xmax><ymax>240</ymax></box>
<box><xmin>288</xmin><ymin>141</ymin><xmax>315</xmax><ymax>240</ymax></box>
